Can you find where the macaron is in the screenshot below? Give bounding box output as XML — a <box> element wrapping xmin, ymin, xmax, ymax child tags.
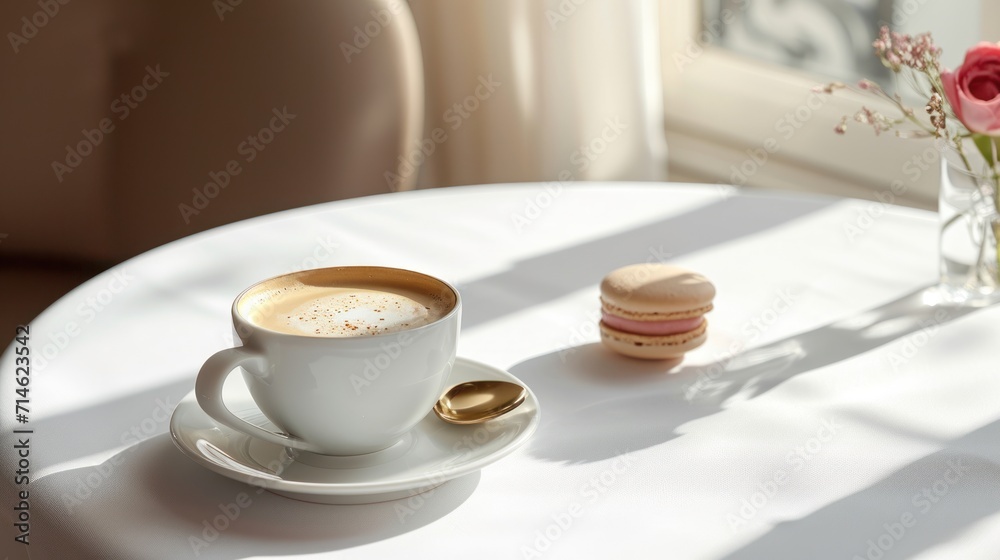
<box><xmin>599</xmin><ymin>264</ymin><xmax>715</xmax><ymax>360</ymax></box>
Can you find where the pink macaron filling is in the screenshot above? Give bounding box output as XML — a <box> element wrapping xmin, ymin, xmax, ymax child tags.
<box><xmin>601</xmin><ymin>312</ymin><xmax>704</xmax><ymax>336</ymax></box>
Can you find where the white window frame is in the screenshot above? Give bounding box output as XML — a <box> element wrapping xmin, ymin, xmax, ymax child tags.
<box><xmin>660</xmin><ymin>0</ymin><xmax>999</xmax><ymax>209</ymax></box>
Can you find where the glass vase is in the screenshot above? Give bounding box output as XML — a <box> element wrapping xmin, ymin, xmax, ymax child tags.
<box><xmin>936</xmin><ymin>147</ymin><xmax>1000</xmax><ymax>306</ymax></box>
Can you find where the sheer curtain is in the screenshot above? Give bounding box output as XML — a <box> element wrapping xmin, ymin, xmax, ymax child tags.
<box><xmin>406</xmin><ymin>0</ymin><xmax>667</xmax><ymax>189</ymax></box>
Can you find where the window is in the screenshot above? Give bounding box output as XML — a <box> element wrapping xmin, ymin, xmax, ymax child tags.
<box><xmin>661</xmin><ymin>0</ymin><xmax>994</xmax><ymax>208</ymax></box>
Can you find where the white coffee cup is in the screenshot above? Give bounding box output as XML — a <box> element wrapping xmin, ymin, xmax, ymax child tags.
<box><xmin>195</xmin><ymin>266</ymin><xmax>460</xmax><ymax>456</ymax></box>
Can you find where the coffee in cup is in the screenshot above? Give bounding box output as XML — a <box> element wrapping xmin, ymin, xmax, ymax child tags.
<box><xmin>240</xmin><ymin>270</ymin><xmax>454</xmax><ymax>337</ymax></box>
<box><xmin>196</xmin><ymin>266</ymin><xmax>460</xmax><ymax>456</ymax></box>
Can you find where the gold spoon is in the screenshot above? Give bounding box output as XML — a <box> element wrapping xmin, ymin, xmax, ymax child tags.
<box><xmin>433</xmin><ymin>381</ymin><xmax>527</xmax><ymax>424</ymax></box>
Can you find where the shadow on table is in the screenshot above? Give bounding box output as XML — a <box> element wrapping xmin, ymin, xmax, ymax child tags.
<box><xmin>459</xmin><ymin>191</ymin><xmax>833</xmax><ymax>329</ymax></box>
<box><xmin>32</xmin><ymin>435</ymin><xmax>478</xmax><ymax>560</ymax></box>
<box><xmin>30</xmin><ymin>376</ymin><xmax>195</xmax><ymax>468</ymax></box>
<box><xmin>719</xmin><ymin>418</ymin><xmax>1000</xmax><ymax>560</ymax></box>
<box><xmin>24</xmin><ymin>191</ymin><xmax>832</xmax><ymax>471</ymax></box>
<box><xmin>510</xmin><ymin>287</ymin><xmax>980</xmax><ymax>465</ymax></box>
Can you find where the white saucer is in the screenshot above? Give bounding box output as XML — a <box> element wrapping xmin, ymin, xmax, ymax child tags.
<box><xmin>169</xmin><ymin>357</ymin><xmax>540</xmax><ymax>504</ymax></box>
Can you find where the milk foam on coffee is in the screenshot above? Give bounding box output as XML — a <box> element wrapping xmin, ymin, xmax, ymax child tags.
<box><xmin>283</xmin><ymin>288</ymin><xmax>432</xmax><ymax>336</ymax></box>
<box><xmin>237</xmin><ymin>267</ymin><xmax>457</xmax><ymax>338</ymax></box>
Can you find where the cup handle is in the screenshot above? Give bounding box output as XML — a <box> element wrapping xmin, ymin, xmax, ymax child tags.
<box><xmin>195</xmin><ymin>347</ymin><xmax>323</xmax><ymax>453</ymax></box>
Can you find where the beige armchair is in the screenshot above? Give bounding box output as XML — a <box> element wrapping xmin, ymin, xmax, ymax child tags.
<box><xmin>0</xmin><ymin>0</ymin><xmax>423</xmax><ymax>333</ymax></box>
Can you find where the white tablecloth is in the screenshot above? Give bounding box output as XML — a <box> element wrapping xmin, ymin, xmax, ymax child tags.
<box><xmin>4</xmin><ymin>183</ymin><xmax>1000</xmax><ymax>560</ymax></box>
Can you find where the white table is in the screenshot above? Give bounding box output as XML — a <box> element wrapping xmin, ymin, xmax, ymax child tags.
<box><xmin>4</xmin><ymin>183</ymin><xmax>1000</xmax><ymax>560</ymax></box>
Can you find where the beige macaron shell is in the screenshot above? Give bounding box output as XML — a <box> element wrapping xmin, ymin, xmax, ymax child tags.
<box><xmin>599</xmin><ymin>318</ymin><xmax>708</xmax><ymax>360</ymax></box>
<box><xmin>600</xmin><ymin>264</ymin><xmax>715</xmax><ymax>319</ymax></box>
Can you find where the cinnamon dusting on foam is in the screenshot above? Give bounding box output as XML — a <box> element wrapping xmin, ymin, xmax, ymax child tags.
<box><xmin>249</xmin><ymin>284</ymin><xmax>450</xmax><ymax>337</ymax></box>
<box><xmin>282</xmin><ymin>288</ymin><xmax>433</xmax><ymax>336</ymax></box>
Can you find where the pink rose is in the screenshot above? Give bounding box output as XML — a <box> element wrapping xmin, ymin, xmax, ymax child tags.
<box><xmin>942</xmin><ymin>42</ymin><xmax>1000</xmax><ymax>135</ymax></box>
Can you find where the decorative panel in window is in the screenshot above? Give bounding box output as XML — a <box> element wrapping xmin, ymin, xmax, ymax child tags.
<box><xmin>702</xmin><ymin>0</ymin><xmax>892</xmax><ymax>84</ymax></box>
